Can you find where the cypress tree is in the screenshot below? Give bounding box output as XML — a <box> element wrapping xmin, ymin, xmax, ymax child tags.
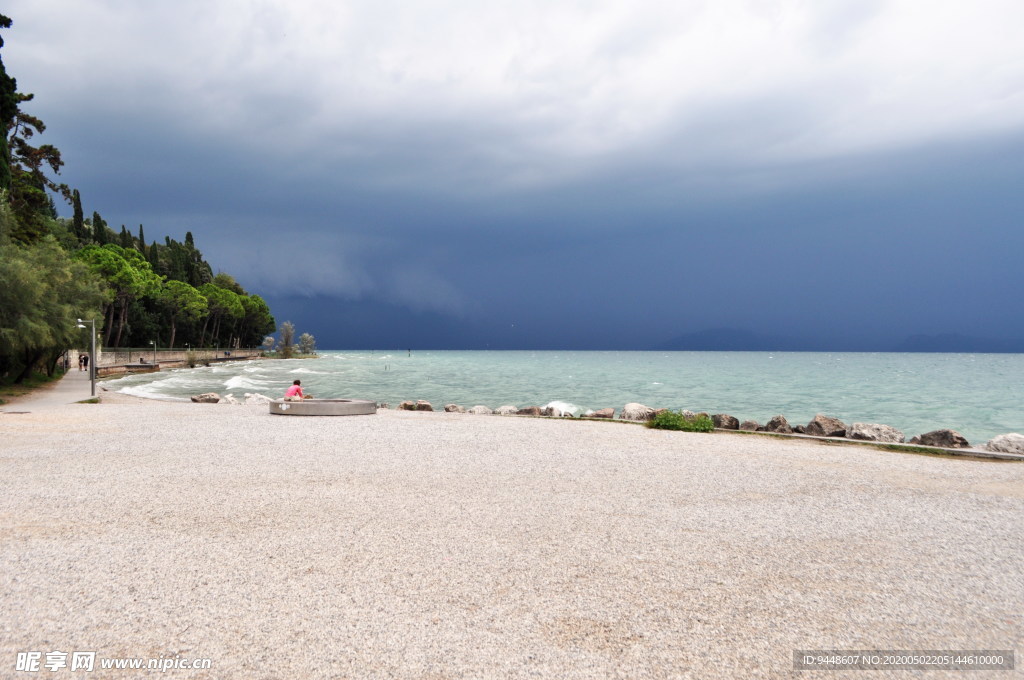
<box><xmin>92</xmin><ymin>211</ymin><xmax>107</xmax><ymax>244</ymax></box>
<box><xmin>119</xmin><ymin>224</ymin><xmax>132</xmax><ymax>249</ymax></box>
<box><xmin>137</xmin><ymin>224</ymin><xmax>145</xmax><ymax>253</ymax></box>
<box><xmin>72</xmin><ymin>189</ymin><xmax>84</xmax><ymax>241</ymax></box>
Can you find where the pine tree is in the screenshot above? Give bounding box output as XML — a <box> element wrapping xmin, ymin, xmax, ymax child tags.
<box><xmin>0</xmin><ymin>15</ymin><xmax>17</xmax><ymax>192</ymax></box>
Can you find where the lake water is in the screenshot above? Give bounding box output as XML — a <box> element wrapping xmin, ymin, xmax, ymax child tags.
<box><xmin>104</xmin><ymin>350</ymin><xmax>1024</xmax><ymax>445</ymax></box>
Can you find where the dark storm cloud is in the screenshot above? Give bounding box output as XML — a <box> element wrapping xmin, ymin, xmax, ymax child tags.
<box><xmin>6</xmin><ymin>0</ymin><xmax>1024</xmax><ymax>348</ymax></box>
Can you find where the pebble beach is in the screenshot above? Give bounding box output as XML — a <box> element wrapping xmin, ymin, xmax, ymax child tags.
<box><xmin>1</xmin><ymin>390</ymin><xmax>1022</xmax><ymax>678</ymax></box>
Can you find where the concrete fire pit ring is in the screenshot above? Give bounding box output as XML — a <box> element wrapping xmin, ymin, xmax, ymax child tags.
<box><xmin>270</xmin><ymin>399</ymin><xmax>377</xmax><ymax>416</ymax></box>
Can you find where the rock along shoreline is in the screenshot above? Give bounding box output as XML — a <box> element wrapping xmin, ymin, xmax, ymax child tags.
<box><xmin>184</xmin><ymin>391</ymin><xmax>1024</xmax><ymax>460</ymax></box>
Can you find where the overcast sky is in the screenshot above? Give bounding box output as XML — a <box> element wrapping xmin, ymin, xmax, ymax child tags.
<box><xmin>6</xmin><ymin>0</ymin><xmax>1024</xmax><ymax>349</ymax></box>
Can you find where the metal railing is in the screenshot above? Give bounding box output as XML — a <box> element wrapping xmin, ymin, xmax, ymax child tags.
<box><xmin>95</xmin><ymin>348</ymin><xmax>263</xmax><ymax>367</ymax></box>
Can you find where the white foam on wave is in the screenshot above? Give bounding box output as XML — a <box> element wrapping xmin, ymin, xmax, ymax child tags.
<box><xmin>108</xmin><ymin>373</ymin><xmax>209</xmax><ymax>394</ymax></box>
<box><xmin>157</xmin><ymin>373</ymin><xmax>214</xmax><ymax>389</ymax></box>
<box><xmin>118</xmin><ymin>384</ymin><xmax>189</xmax><ymax>401</ymax></box>
<box><xmin>544</xmin><ymin>400</ymin><xmax>584</xmax><ymax>417</ymax></box>
<box><xmin>225</xmin><ymin>375</ymin><xmax>271</xmax><ymax>390</ymax></box>
<box><xmin>290</xmin><ymin>367</ymin><xmax>325</xmax><ymax>375</ymax></box>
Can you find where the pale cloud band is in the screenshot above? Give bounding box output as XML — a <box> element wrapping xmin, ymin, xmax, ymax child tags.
<box><xmin>11</xmin><ymin>0</ymin><xmax>1024</xmax><ymax>181</ymax></box>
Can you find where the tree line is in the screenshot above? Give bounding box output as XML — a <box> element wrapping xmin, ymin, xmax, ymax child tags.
<box><xmin>0</xmin><ymin>14</ymin><xmax>276</xmax><ymax>383</ymax></box>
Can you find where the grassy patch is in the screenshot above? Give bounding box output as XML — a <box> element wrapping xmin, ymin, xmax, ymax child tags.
<box><xmin>646</xmin><ymin>410</ymin><xmax>715</xmax><ymax>432</ymax></box>
<box><xmin>0</xmin><ymin>370</ymin><xmax>66</xmax><ymax>405</ymax></box>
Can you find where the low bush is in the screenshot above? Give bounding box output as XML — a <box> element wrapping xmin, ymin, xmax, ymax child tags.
<box><xmin>647</xmin><ymin>410</ymin><xmax>715</xmax><ymax>432</ymax></box>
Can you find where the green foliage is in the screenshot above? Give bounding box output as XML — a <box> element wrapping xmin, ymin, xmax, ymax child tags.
<box><xmin>91</xmin><ymin>212</ymin><xmax>108</xmax><ymax>244</ymax></box>
<box><xmin>0</xmin><ymin>14</ymin><xmax>283</xmax><ymax>367</ymax></box>
<box><xmin>76</xmin><ymin>243</ymin><xmax>164</xmax><ymax>346</ymax></box>
<box><xmin>2</xmin><ymin>70</ymin><xmax>71</xmax><ymax>242</ymax></box>
<box><xmin>198</xmin><ymin>283</ymin><xmax>243</xmax><ymax>347</ymax></box>
<box><xmin>158</xmin><ymin>280</ymin><xmax>207</xmax><ymax>348</ymax></box>
<box><xmin>0</xmin><ymin>235</ymin><xmax>105</xmax><ymax>381</ymax></box>
<box><xmin>646</xmin><ymin>410</ymin><xmax>716</xmax><ymax>432</ymax></box>
<box><xmin>212</xmin><ymin>271</ymin><xmax>244</xmax><ymax>294</ymax></box>
<box><xmin>0</xmin><ymin>188</ymin><xmax>13</xmax><ymax>240</ymax></box>
<box><xmin>0</xmin><ymin>15</ymin><xmax>15</xmax><ymax>193</ymax></box>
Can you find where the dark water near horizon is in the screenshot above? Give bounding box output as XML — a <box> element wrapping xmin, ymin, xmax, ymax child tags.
<box><xmin>105</xmin><ymin>350</ymin><xmax>1024</xmax><ymax>446</ymax></box>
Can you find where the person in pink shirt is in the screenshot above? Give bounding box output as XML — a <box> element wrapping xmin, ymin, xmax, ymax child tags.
<box><xmin>284</xmin><ymin>379</ymin><xmax>308</xmax><ymax>400</ymax></box>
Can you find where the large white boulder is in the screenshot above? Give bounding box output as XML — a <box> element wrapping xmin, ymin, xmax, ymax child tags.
<box><xmin>848</xmin><ymin>422</ymin><xmax>905</xmax><ymax>443</ymax></box>
<box><xmin>986</xmin><ymin>433</ymin><xmax>1024</xmax><ymax>454</ymax></box>
<box><xmin>620</xmin><ymin>403</ymin><xmax>654</xmax><ymax>421</ymax></box>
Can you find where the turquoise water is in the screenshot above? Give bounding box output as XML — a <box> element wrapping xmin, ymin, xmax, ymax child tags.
<box><xmin>105</xmin><ymin>350</ymin><xmax>1024</xmax><ymax>445</ymax></box>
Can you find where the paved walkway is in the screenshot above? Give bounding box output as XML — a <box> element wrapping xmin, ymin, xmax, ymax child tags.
<box><xmin>0</xmin><ymin>367</ymin><xmax>97</xmax><ymax>411</ymax></box>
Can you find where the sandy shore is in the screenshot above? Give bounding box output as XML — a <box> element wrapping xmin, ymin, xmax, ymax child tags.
<box><xmin>1</xmin><ymin>394</ymin><xmax>1021</xmax><ymax>679</ymax></box>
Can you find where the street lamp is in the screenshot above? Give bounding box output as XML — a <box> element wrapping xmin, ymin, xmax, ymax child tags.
<box><xmin>76</xmin><ymin>318</ymin><xmax>96</xmax><ymax>397</ymax></box>
<box><xmin>149</xmin><ymin>340</ymin><xmax>156</xmax><ymax>365</ymax></box>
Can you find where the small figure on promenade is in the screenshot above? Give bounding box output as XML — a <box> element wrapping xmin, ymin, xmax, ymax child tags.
<box><xmin>78</xmin><ymin>354</ymin><xmax>85</xmax><ymax>371</ymax></box>
<box><xmin>284</xmin><ymin>379</ymin><xmax>310</xmax><ymax>400</ymax></box>
<box><xmin>82</xmin><ymin>354</ymin><xmax>89</xmax><ymax>371</ymax></box>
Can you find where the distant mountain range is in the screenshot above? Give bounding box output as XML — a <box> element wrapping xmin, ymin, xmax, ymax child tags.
<box><xmin>892</xmin><ymin>334</ymin><xmax>1024</xmax><ymax>353</ymax></box>
<box><xmin>656</xmin><ymin>328</ymin><xmax>1024</xmax><ymax>353</ymax></box>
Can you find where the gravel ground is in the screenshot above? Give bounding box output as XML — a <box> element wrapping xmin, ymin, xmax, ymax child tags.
<box><xmin>1</xmin><ymin>395</ymin><xmax>1021</xmax><ymax>679</ymax></box>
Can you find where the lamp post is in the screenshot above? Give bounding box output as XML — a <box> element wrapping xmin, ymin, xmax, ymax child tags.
<box><xmin>76</xmin><ymin>318</ymin><xmax>96</xmax><ymax>397</ymax></box>
<box><xmin>150</xmin><ymin>340</ymin><xmax>156</xmax><ymax>365</ymax></box>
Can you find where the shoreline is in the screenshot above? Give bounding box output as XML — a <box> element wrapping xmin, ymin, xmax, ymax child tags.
<box><xmin>96</xmin><ymin>351</ymin><xmax>1024</xmax><ymax>447</ymax></box>
<box><xmin>91</xmin><ymin>384</ymin><xmax>1024</xmax><ymax>462</ymax></box>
